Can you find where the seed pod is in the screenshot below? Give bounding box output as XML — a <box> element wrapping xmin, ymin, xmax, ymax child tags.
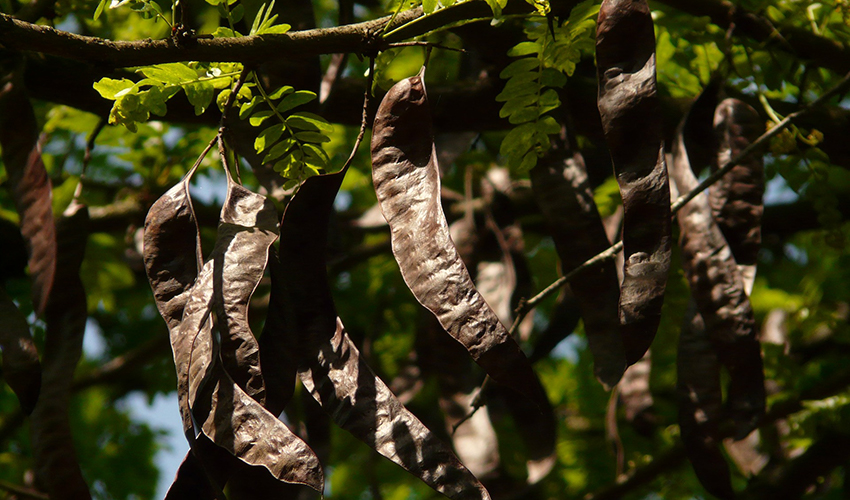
<box><xmin>371</xmin><ymin>70</ymin><xmax>548</xmax><ymax>411</ymax></box>
<box><xmin>531</xmin><ymin>153</ymin><xmax>625</xmax><ymax>388</ymax></box>
<box><xmin>145</xmin><ymin>166</ymin><xmax>320</xmax><ymax>494</ymax></box>
<box><xmin>279</xmin><ymin>166</ymin><xmax>492</xmax><ymax>500</ymax></box>
<box><xmin>596</xmin><ymin>0</ymin><xmax>672</xmax><ymax>364</ymax></box>
<box><xmin>710</xmin><ymin>98</ymin><xmax>764</xmax><ymax>268</ymax></box>
<box><xmin>0</xmin><ymin>73</ymin><xmax>56</xmax><ymax>317</ymax></box>
<box><xmin>144</xmin><ymin>165</ymin><xmax>203</xmax><ymax>427</ymax></box>
<box><xmin>618</xmin><ymin>350</ymin><xmax>655</xmax><ymax>436</ymax></box>
<box><xmin>670</xmin><ymin>96</ymin><xmax>765</xmax><ymax>440</ymax></box>
<box><xmin>144</xmin><ymin>166</ymin><xmax>225</xmax><ymax>499</ymax></box>
<box><xmin>677</xmin><ymin>304</ymin><xmax>734</xmax><ymax>500</ymax></box>
<box><xmin>30</xmin><ymin>200</ymin><xmax>91</xmax><ymax>500</ymax></box>
<box><xmin>210</xmin><ymin>170</ymin><xmax>278</xmax><ymax>403</ymax></box>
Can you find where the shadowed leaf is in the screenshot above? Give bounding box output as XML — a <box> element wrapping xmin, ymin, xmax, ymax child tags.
<box><xmin>596</xmin><ymin>0</ymin><xmax>671</xmax><ymax>364</ymax></box>
<box><xmin>371</xmin><ymin>71</ymin><xmax>549</xmax><ymax>412</ymax></box>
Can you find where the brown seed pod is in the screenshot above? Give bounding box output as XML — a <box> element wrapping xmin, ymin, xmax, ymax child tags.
<box><xmin>145</xmin><ymin>164</ymin><xmax>321</xmax><ymax>494</ymax></box>
<box><xmin>596</xmin><ymin>0</ymin><xmax>672</xmax><ymax>364</ymax></box>
<box><xmin>278</xmin><ymin>166</ymin><xmax>492</xmax><ymax>500</ymax></box>
<box><xmin>677</xmin><ymin>304</ymin><xmax>735</xmax><ymax>500</ymax></box>
<box><xmin>210</xmin><ymin>170</ymin><xmax>278</xmax><ymax>403</ymax></box>
<box><xmin>670</xmin><ymin>94</ymin><xmax>765</xmax><ymax>440</ymax></box>
<box><xmin>710</xmin><ymin>98</ymin><xmax>765</xmax><ymax>268</ymax></box>
<box><xmin>371</xmin><ymin>70</ymin><xmax>549</xmax><ymax>411</ymax></box>
<box><xmin>531</xmin><ymin>153</ymin><xmax>625</xmax><ymax>388</ymax></box>
<box><xmin>0</xmin><ymin>73</ymin><xmax>56</xmax><ymax>317</ymax></box>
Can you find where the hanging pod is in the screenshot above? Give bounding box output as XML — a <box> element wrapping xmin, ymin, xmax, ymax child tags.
<box><xmin>371</xmin><ymin>69</ymin><xmax>550</xmax><ymax>412</ymax></box>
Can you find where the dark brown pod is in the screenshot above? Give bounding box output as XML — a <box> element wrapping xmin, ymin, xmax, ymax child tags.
<box><xmin>677</xmin><ymin>305</ymin><xmax>735</xmax><ymax>500</ymax></box>
<box><xmin>146</xmin><ymin>166</ymin><xmax>321</xmax><ymax>494</ymax></box>
<box><xmin>371</xmin><ymin>71</ymin><xmax>548</xmax><ymax>411</ymax></box>
<box><xmin>710</xmin><ymin>98</ymin><xmax>765</xmax><ymax>268</ymax></box>
<box><xmin>0</xmin><ymin>73</ymin><xmax>56</xmax><ymax>317</ymax></box>
<box><xmin>210</xmin><ymin>170</ymin><xmax>278</xmax><ymax>403</ymax></box>
<box><xmin>30</xmin><ymin>200</ymin><xmax>91</xmax><ymax>500</ymax></box>
<box><xmin>531</xmin><ymin>153</ymin><xmax>625</xmax><ymax>388</ymax></box>
<box><xmin>279</xmin><ymin>165</ymin><xmax>492</xmax><ymax>500</ymax></box>
<box><xmin>670</xmin><ymin>98</ymin><xmax>765</xmax><ymax>440</ymax></box>
<box><xmin>596</xmin><ymin>0</ymin><xmax>672</xmax><ymax>364</ymax></box>
<box><xmin>179</xmin><ymin>191</ymin><xmax>324</xmax><ymax>491</ymax></box>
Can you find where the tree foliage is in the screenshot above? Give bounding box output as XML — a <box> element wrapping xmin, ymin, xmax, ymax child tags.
<box><xmin>1</xmin><ymin>0</ymin><xmax>850</xmax><ymax>499</ymax></box>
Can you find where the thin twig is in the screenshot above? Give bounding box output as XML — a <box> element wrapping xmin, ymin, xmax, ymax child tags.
<box><xmin>387</xmin><ymin>41</ymin><xmax>467</xmax><ymax>53</ymax></box>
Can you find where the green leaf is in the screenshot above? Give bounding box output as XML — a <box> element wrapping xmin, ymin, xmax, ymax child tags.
<box><xmin>250</xmin><ymin>2</ymin><xmax>267</xmax><ymax>34</ymax></box>
<box><xmin>566</xmin><ymin>0</ymin><xmax>600</xmax><ymax>28</ymax></box>
<box><xmin>518</xmin><ymin>150</ymin><xmax>538</xmax><ymax>172</ymax></box>
<box><xmin>141</xmin><ymin>87</ymin><xmax>170</xmax><ymax>116</ymax></box>
<box><xmin>273</xmin><ymin>149</ymin><xmax>304</xmax><ymax>176</ymax></box>
<box><xmin>537</xmin><ymin>115</ymin><xmax>561</xmax><ymax>135</ymax></box>
<box><xmin>507</xmin><ymin>106</ymin><xmax>539</xmax><ymax>125</ymax></box>
<box><xmin>216</xmin><ymin>89</ymin><xmax>231</xmax><ymax>112</ymax></box>
<box><xmin>500</xmin><ymin>122</ymin><xmax>537</xmax><ymax>158</ymax></box>
<box><xmin>286</xmin><ymin>112</ymin><xmax>333</xmax><ymax>133</ymax></box>
<box><xmin>276</xmin><ymin>91</ymin><xmax>317</xmax><ymax>113</ymax></box>
<box><xmin>146</xmin><ymin>0</ymin><xmax>165</xmax><ymax>18</ymax></box>
<box><xmin>93</xmin><ymin>0</ymin><xmax>109</xmax><ymax>20</ymax></box>
<box><xmin>249</xmin><ymin>110</ymin><xmax>273</xmax><ymax>126</ymax></box>
<box><xmin>540</xmin><ymin>68</ymin><xmax>567</xmax><ymax>87</ymax></box>
<box><xmin>507</xmin><ymin>41</ymin><xmax>542</xmax><ymax>57</ymax></box>
<box><xmin>500</xmin><ymin>58</ymin><xmax>541</xmax><ymax>79</ymax></box>
<box><xmin>302</xmin><ymin>143</ymin><xmax>329</xmax><ymax>166</ymax></box>
<box><xmin>139</xmin><ymin>63</ymin><xmax>199</xmax><ymax>85</ymax></box>
<box><xmin>254</xmin><ymin>124</ymin><xmax>286</xmax><ymax>153</ymax></box>
<box><xmin>263</xmin><ymin>138</ymin><xmax>296</xmax><ymax>163</ymax></box>
<box><xmin>93</xmin><ymin>78</ymin><xmax>136</xmax><ymax>100</ymax></box>
<box><xmin>268</xmin><ymin>85</ymin><xmax>294</xmax><ymax>100</ymax></box>
<box><xmin>211</xmin><ymin>27</ymin><xmax>242</xmax><ymax>37</ymax></box>
<box><xmin>230</xmin><ymin>4</ymin><xmax>244</xmax><ymax>23</ymax></box>
<box><xmin>496</xmin><ymin>74</ymin><xmax>539</xmax><ymax>102</ymax></box>
<box><xmin>240</xmin><ymin>97</ymin><xmax>262</xmax><ymax>119</ymax></box>
<box><xmin>537</xmin><ymin>88</ymin><xmax>561</xmax><ymax>114</ymax></box>
<box><xmin>259</xmin><ymin>24</ymin><xmax>291</xmax><ymax>34</ymax></box>
<box><xmin>184</xmin><ymin>81</ymin><xmax>215</xmax><ymax>115</ymax></box>
<box><xmin>293</xmin><ymin>131</ymin><xmax>330</xmax><ymax>143</ymax></box>
<box><xmin>423</xmin><ymin>0</ymin><xmax>437</xmax><ymax>14</ymax></box>
<box><xmin>499</xmin><ymin>94</ymin><xmax>538</xmax><ymax>118</ymax></box>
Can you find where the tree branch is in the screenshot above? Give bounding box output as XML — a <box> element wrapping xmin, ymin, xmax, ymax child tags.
<box><xmin>0</xmin><ymin>9</ymin><xmax>419</xmax><ymax>67</ymax></box>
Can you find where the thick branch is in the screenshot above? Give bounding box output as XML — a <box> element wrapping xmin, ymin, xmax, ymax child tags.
<box><xmin>0</xmin><ymin>9</ymin><xmax>419</xmax><ymax>67</ymax></box>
